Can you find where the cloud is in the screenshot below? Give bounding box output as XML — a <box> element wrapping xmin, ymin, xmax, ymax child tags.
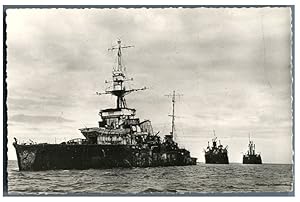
<box><xmin>5</xmin><ymin>7</ymin><xmax>293</xmax><ymax>163</ymax></box>
<box><xmin>9</xmin><ymin>114</ymin><xmax>74</xmax><ymax>124</ymax></box>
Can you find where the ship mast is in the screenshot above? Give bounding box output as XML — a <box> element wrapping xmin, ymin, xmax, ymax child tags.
<box><xmin>212</xmin><ymin>130</ymin><xmax>217</xmax><ymax>147</ymax></box>
<box><xmin>165</xmin><ymin>90</ymin><xmax>182</xmax><ymax>141</ymax></box>
<box><xmin>248</xmin><ymin>133</ymin><xmax>256</xmax><ymax>155</ymax></box>
<box><xmin>96</xmin><ymin>40</ymin><xmax>146</xmax><ymax>109</ymax></box>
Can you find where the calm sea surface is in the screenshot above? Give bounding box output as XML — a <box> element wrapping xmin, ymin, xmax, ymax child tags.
<box><xmin>7</xmin><ymin>160</ymin><xmax>293</xmax><ymax>195</ymax></box>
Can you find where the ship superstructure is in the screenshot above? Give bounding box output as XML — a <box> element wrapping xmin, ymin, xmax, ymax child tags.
<box><xmin>13</xmin><ymin>40</ymin><xmax>197</xmax><ymax>171</ymax></box>
<box><xmin>243</xmin><ymin>134</ymin><xmax>262</xmax><ymax>164</ymax></box>
<box><xmin>80</xmin><ymin>39</ymin><xmax>148</xmax><ymax>145</ymax></box>
<box><xmin>204</xmin><ymin>131</ymin><xmax>229</xmax><ymax>164</ymax></box>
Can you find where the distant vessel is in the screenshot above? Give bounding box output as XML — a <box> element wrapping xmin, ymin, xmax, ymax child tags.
<box><xmin>13</xmin><ymin>40</ymin><xmax>197</xmax><ymax>171</ymax></box>
<box><xmin>204</xmin><ymin>131</ymin><xmax>229</xmax><ymax>164</ymax></box>
<box><xmin>243</xmin><ymin>135</ymin><xmax>262</xmax><ymax>164</ymax></box>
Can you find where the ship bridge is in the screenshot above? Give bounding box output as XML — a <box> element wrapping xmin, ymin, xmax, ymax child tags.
<box><xmin>100</xmin><ymin>108</ymin><xmax>136</xmax><ymax>118</ymax></box>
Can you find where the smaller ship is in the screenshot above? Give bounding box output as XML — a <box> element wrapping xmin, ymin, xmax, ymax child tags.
<box><xmin>243</xmin><ymin>134</ymin><xmax>262</xmax><ymax>164</ymax></box>
<box><xmin>204</xmin><ymin>131</ymin><xmax>229</xmax><ymax>164</ymax></box>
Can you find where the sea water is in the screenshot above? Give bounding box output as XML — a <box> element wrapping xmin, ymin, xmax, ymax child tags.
<box><xmin>6</xmin><ymin>160</ymin><xmax>293</xmax><ymax>195</ymax></box>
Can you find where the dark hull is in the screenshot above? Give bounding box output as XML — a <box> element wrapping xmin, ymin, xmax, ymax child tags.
<box><xmin>13</xmin><ymin>143</ymin><xmax>197</xmax><ymax>171</ymax></box>
<box><xmin>205</xmin><ymin>153</ymin><xmax>229</xmax><ymax>164</ymax></box>
<box><xmin>243</xmin><ymin>155</ymin><xmax>262</xmax><ymax>164</ymax></box>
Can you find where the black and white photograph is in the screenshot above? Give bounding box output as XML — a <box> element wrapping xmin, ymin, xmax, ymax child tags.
<box><xmin>3</xmin><ymin>5</ymin><xmax>294</xmax><ymax>196</ymax></box>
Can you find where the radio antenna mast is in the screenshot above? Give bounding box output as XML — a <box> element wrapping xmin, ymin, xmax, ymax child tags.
<box><xmin>165</xmin><ymin>90</ymin><xmax>183</xmax><ymax>141</ymax></box>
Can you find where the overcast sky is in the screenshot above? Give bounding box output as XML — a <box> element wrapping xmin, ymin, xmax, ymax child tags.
<box><xmin>6</xmin><ymin>7</ymin><xmax>292</xmax><ymax>163</ymax></box>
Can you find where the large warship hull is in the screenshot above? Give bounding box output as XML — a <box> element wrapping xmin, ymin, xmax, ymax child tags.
<box><xmin>205</xmin><ymin>153</ymin><xmax>229</xmax><ymax>164</ymax></box>
<box><xmin>13</xmin><ymin>143</ymin><xmax>197</xmax><ymax>171</ymax></box>
<box><xmin>243</xmin><ymin>155</ymin><xmax>262</xmax><ymax>164</ymax></box>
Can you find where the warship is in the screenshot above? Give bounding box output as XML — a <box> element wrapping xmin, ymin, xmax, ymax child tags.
<box><xmin>13</xmin><ymin>40</ymin><xmax>197</xmax><ymax>171</ymax></box>
<box><xmin>243</xmin><ymin>135</ymin><xmax>262</xmax><ymax>164</ymax></box>
<box><xmin>204</xmin><ymin>131</ymin><xmax>229</xmax><ymax>164</ymax></box>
